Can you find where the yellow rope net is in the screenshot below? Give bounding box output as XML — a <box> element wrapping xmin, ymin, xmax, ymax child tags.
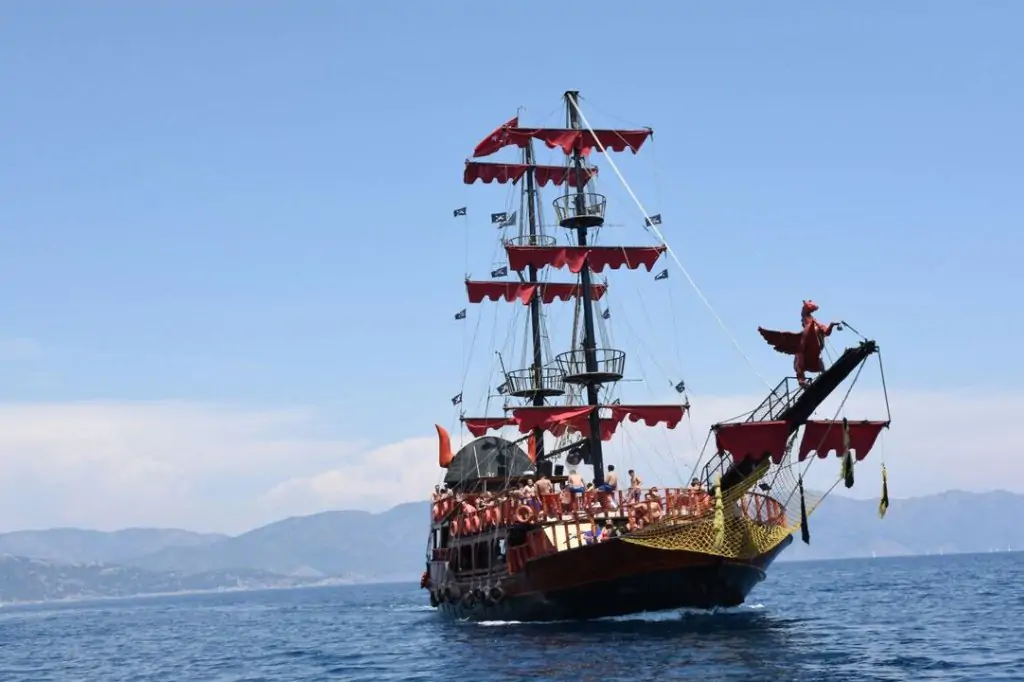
<box><xmin>621</xmin><ymin>457</ymin><xmax>826</xmax><ymax>560</ymax></box>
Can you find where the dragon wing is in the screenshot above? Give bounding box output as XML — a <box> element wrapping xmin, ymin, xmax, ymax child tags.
<box><xmin>757</xmin><ymin>327</ymin><xmax>802</xmax><ymax>356</ymax></box>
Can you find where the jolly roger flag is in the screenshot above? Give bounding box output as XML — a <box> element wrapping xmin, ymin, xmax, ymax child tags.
<box><xmin>453</xmin><ymin>206</ymin><xmax>467</xmax><ymax>217</ymax></box>
<box><xmin>654</xmin><ymin>269</ymin><xmax>669</xmax><ymax>281</ymax></box>
<box><xmin>491</xmin><ymin>212</ymin><xmax>508</xmax><ymax>224</ymax></box>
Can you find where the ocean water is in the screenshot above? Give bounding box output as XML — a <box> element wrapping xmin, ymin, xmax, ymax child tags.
<box><xmin>0</xmin><ymin>553</ymin><xmax>1021</xmax><ymax>682</ymax></box>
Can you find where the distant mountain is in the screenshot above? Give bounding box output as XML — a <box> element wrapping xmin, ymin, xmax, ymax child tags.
<box><xmin>0</xmin><ymin>555</ymin><xmax>322</xmax><ymax>604</ymax></box>
<box><xmin>0</xmin><ymin>491</ymin><xmax>1020</xmax><ymax>604</ymax></box>
<box><xmin>0</xmin><ymin>527</ymin><xmax>227</xmax><ymax>565</ymax></box>
<box><xmin>127</xmin><ymin>502</ymin><xmax>425</xmax><ymax>582</ymax></box>
<box><xmin>783</xmin><ymin>490</ymin><xmax>1024</xmax><ymax>561</ymax></box>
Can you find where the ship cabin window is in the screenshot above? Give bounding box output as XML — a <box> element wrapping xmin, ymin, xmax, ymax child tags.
<box><xmin>453</xmin><ymin>538</ymin><xmax>506</xmax><ymax>571</ymax></box>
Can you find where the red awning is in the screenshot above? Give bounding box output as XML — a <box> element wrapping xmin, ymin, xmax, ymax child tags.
<box><xmin>511</xmin><ymin>406</ymin><xmax>619</xmax><ymax>441</ymax></box>
<box><xmin>463</xmin><ymin>162</ymin><xmax>598</xmax><ymax>188</ymax></box>
<box><xmin>506</xmin><ymin>246</ymin><xmax>666</xmax><ymax>274</ymax></box>
<box><xmin>714</xmin><ymin>421</ymin><xmax>791</xmax><ymax>465</ymax></box>
<box><xmin>466</xmin><ymin>281</ymin><xmax>608</xmax><ymax>305</ymax></box>
<box><xmin>610</xmin><ymin>404</ymin><xmax>687</xmax><ymax>429</ymax></box>
<box><xmin>462</xmin><ymin>417</ymin><xmax>515</xmax><ymax>437</ymax></box>
<box><xmin>797</xmin><ymin>420</ymin><xmax>888</xmax><ymax>461</ymax></box>
<box><xmin>472</xmin><ymin>127</ymin><xmax>652</xmax><ymax>158</ymax></box>
<box><xmin>463</xmin><ymin>404</ymin><xmax>686</xmax><ymax>441</ymax></box>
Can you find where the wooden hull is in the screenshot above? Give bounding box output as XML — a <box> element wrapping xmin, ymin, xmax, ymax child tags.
<box><xmin>429</xmin><ymin>533</ymin><xmax>792</xmax><ymax>622</ymax></box>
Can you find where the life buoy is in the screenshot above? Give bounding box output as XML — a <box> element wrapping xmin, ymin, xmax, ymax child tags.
<box><xmin>488</xmin><ymin>585</ymin><xmax>504</xmax><ymax>603</ymax></box>
<box><xmin>514</xmin><ymin>505</ymin><xmax>535</xmax><ymax>524</ymax></box>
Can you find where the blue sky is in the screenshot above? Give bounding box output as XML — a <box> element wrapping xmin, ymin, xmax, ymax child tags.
<box><xmin>0</xmin><ymin>2</ymin><xmax>1021</xmax><ymax>531</ymax></box>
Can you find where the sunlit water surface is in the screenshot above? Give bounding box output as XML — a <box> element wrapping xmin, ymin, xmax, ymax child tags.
<box><xmin>1</xmin><ymin>552</ymin><xmax>1022</xmax><ymax>681</ymax></box>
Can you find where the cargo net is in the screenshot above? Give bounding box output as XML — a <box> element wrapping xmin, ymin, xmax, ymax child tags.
<box><xmin>620</xmin><ymin>440</ymin><xmax>825</xmax><ymax>561</ymax></box>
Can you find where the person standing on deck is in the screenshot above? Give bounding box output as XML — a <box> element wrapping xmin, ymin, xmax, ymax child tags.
<box><xmin>628</xmin><ymin>469</ymin><xmax>643</xmax><ymax>503</ymax></box>
<box><xmin>596</xmin><ymin>465</ymin><xmax>619</xmax><ymax>511</ymax></box>
<box><xmin>567</xmin><ymin>469</ymin><xmax>585</xmax><ymax>494</ymax></box>
<box><xmin>597</xmin><ymin>465</ymin><xmax>618</xmax><ymax>493</ymax></box>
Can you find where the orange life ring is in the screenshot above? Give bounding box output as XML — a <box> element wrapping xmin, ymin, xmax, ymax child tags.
<box><xmin>514</xmin><ymin>505</ymin><xmax>535</xmax><ymax>524</ymax></box>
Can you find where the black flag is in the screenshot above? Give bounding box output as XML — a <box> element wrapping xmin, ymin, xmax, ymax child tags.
<box><xmin>654</xmin><ymin>269</ymin><xmax>669</xmax><ymax>281</ymax></box>
<box><xmin>674</xmin><ymin>380</ymin><xmax>686</xmax><ymax>393</ymax></box>
<box><xmin>500</xmin><ymin>211</ymin><xmax>517</xmax><ymax>227</ymax></box>
<box><xmin>454</xmin><ymin>309</ymin><xmax>467</xmax><ymax>320</ymax></box>
<box><xmin>490</xmin><ymin>211</ymin><xmax>507</xmax><ymax>224</ymax></box>
<box><xmin>601</xmin><ymin>308</ymin><xmax>611</xmax><ymax>320</ymax></box>
<box><xmin>491</xmin><ymin>266</ymin><xmax>508</xmax><ymax>278</ymax></box>
<box><xmin>453</xmin><ymin>207</ymin><xmax>467</xmax><ymax>217</ymax></box>
<box><xmin>645</xmin><ymin>214</ymin><xmax>662</xmax><ymax>226</ymax></box>
<box><xmin>451</xmin><ymin>392</ymin><xmax>463</xmax><ymax>406</ymax></box>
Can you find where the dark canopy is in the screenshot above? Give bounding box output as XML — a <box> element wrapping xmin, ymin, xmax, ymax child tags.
<box><xmin>444</xmin><ymin>436</ymin><xmax>534</xmax><ymax>487</ymax></box>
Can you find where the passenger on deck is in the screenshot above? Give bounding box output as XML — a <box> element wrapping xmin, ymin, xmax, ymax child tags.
<box><xmin>597</xmin><ymin>465</ymin><xmax>618</xmax><ymax>493</ymax></box>
<box><xmin>567</xmin><ymin>469</ymin><xmax>585</xmax><ymax>495</ymax></box>
<box><xmin>596</xmin><ymin>465</ymin><xmax>619</xmax><ymax>511</ymax></box>
<box><xmin>688</xmin><ymin>477</ymin><xmax>703</xmax><ymax>492</ymax></box>
<box><xmin>628</xmin><ymin>469</ymin><xmax>643</xmax><ymax>503</ymax></box>
<box><xmin>520</xmin><ymin>478</ymin><xmax>541</xmax><ymax>511</ymax></box>
<box><xmin>534</xmin><ymin>474</ymin><xmax>555</xmax><ymax>515</ymax></box>
<box><xmin>581</xmin><ymin>527</ymin><xmax>598</xmax><ymax>545</ymax></box>
<box><xmin>645</xmin><ymin>487</ymin><xmax>664</xmax><ymax>521</ymax></box>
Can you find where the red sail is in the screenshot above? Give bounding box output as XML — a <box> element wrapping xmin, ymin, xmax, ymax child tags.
<box><xmin>797</xmin><ymin>420</ymin><xmax>888</xmax><ymax>461</ymax></box>
<box><xmin>510</xmin><ymin>406</ymin><xmax>620</xmax><ymax>441</ymax></box>
<box><xmin>466</xmin><ymin>281</ymin><xmax>608</xmax><ymax>305</ymax></box>
<box><xmin>463</xmin><ymin>162</ymin><xmax>598</xmax><ymax>188</ymax></box>
<box><xmin>462</xmin><ymin>417</ymin><xmax>515</xmax><ymax>437</ymax></box>
<box><xmin>610</xmin><ymin>404</ymin><xmax>687</xmax><ymax>429</ymax></box>
<box><xmin>474</xmin><ymin>128</ymin><xmax>652</xmax><ymax>157</ymax></box>
<box><xmin>714</xmin><ymin>421</ymin><xmax>791</xmax><ymax>465</ymax></box>
<box><xmin>464</xmin><ymin>405</ymin><xmax>684</xmax><ymax>440</ymax></box>
<box><xmin>506</xmin><ymin>246</ymin><xmax>666</xmax><ymax>274</ymax></box>
<box><xmin>472</xmin><ymin>116</ymin><xmax>519</xmax><ymax>158</ymax></box>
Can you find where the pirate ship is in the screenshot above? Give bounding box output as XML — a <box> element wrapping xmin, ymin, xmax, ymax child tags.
<box><xmin>421</xmin><ymin>91</ymin><xmax>892</xmax><ymax>621</ymax></box>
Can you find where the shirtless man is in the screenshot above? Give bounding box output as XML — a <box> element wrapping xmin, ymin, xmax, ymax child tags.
<box><xmin>567</xmin><ymin>469</ymin><xmax>585</xmax><ymax>495</ymax></box>
<box><xmin>535</xmin><ymin>473</ymin><xmax>553</xmax><ymax>496</ymax></box>
<box><xmin>597</xmin><ymin>464</ymin><xmax>618</xmax><ymax>493</ymax></box>
<box><xmin>628</xmin><ymin>469</ymin><xmax>643</xmax><ymax>502</ymax></box>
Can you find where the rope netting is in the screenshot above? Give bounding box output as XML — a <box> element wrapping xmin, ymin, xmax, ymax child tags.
<box><xmin>621</xmin><ymin>456</ymin><xmax>825</xmax><ymax>560</ymax></box>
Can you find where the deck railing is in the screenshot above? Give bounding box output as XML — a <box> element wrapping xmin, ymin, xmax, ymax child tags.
<box><xmin>434</xmin><ymin>487</ymin><xmax>788</xmax><ymax>543</ymax></box>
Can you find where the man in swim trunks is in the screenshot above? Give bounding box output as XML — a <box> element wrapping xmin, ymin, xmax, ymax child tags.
<box><xmin>567</xmin><ymin>469</ymin><xmax>585</xmax><ymax>494</ymax></box>
<box><xmin>597</xmin><ymin>464</ymin><xmax>618</xmax><ymax>493</ymax></box>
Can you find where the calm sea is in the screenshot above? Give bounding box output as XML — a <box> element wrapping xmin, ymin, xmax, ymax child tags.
<box><xmin>0</xmin><ymin>552</ymin><xmax>1021</xmax><ymax>682</ymax></box>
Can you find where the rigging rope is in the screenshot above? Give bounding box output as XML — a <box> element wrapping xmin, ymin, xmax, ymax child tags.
<box><xmin>567</xmin><ymin>97</ymin><xmax>773</xmax><ymax>391</ymax></box>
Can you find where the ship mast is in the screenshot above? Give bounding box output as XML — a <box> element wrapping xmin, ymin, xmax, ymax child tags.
<box><xmin>523</xmin><ymin>141</ymin><xmax>546</xmax><ymax>462</ymax></box>
<box><xmin>461</xmin><ymin>96</ymin><xmax>659</xmax><ymax>488</ymax></box>
<box><xmin>564</xmin><ymin>90</ymin><xmax>606</xmax><ymax>485</ymax></box>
